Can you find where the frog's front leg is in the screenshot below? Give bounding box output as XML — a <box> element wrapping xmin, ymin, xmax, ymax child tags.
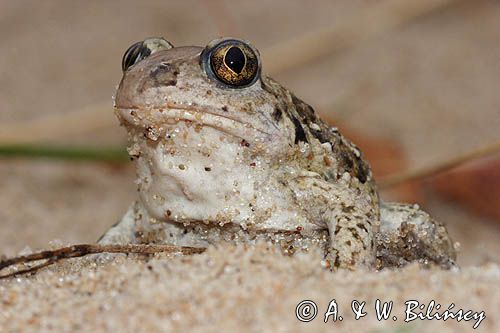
<box><xmin>289</xmin><ymin>174</ymin><xmax>379</xmax><ymax>270</ymax></box>
<box><xmin>97</xmin><ymin>204</ymin><xmax>137</xmax><ymax>244</ymax></box>
<box><xmin>376</xmin><ymin>202</ymin><xmax>457</xmax><ymax>269</ymax></box>
<box><xmin>326</xmin><ymin>212</ymin><xmax>376</xmax><ymax>269</ymax></box>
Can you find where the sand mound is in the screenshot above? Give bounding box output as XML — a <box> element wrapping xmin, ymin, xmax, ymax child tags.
<box><xmin>0</xmin><ymin>243</ymin><xmax>498</xmax><ymax>332</ymax></box>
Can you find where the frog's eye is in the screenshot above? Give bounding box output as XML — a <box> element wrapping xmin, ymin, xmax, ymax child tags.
<box><xmin>122</xmin><ymin>37</ymin><xmax>174</xmax><ymax>72</ymax></box>
<box><xmin>201</xmin><ymin>39</ymin><xmax>260</xmax><ymax>88</ymax></box>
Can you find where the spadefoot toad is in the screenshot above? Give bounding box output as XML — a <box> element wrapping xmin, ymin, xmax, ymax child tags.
<box><xmin>99</xmin><ymin>37</ymin><xmax>456</xmax><ymax>270</ymax></box>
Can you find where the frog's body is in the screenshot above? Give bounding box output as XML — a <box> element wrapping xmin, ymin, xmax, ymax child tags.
<box><xmin>100</xmin><ymin>37</ymin><xmax>456</xmax><ymax>270</ymax></box>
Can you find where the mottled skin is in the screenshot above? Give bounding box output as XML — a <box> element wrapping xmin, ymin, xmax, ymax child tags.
<box><xmin>100</xmin><ymin>38</ymin><xmax>456</xmax><ymax>270</ymax></box>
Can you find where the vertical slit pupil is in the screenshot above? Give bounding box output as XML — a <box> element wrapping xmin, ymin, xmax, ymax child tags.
<box><xmin>224</xmin><ymin>46</ymin><xmax>245</xmax><ymax>74</ymax></box>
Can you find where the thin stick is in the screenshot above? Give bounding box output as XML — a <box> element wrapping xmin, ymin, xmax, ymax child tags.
<box><xmin>0</xmin><ymin>244</ymin><xmax>206</xmax><ymax>279</ymax></box>
<box><xmin>0</xmin><ymin>259</ymin><xmax>57</xmax><ymax>280</ymax></box>
<box><xmin>379</xmin><ymin>141</ymin><xmax>500</xmax><ymax>189</ymax></box>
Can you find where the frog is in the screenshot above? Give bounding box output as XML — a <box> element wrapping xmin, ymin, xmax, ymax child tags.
<box><xmin>99</xmin><ymin>37</ymin><xmax>457</xmax><ymax>270</ymax></box>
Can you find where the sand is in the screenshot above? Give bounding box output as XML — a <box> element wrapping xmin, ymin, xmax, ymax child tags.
<box><xmin>1</xmin><ymin>243</ymin><xmax>498</xmax><ymax>332</ymax></box>
<box><xmin>1</xmin><ymin>1</ymin><xmax>500</xmax><ymax>332</ymax></box>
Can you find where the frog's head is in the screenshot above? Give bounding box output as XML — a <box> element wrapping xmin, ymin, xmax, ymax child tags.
<box><xmin>115</xmin><ymin>37</ymin><xmax>294</xmax><ymax>149</ymax></box>
<box><xmin>114</xmin><ymin>37</ymin><xmax>302</xmax><ymax>225</ymax></box>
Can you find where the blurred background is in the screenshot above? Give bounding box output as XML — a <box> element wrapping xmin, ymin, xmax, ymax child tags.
<box><xmin>0</xmin><ymin>0</ymin><xmax>498</xmax><ymax>266</ymax></box>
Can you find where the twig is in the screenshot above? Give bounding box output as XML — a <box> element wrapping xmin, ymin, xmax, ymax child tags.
<box><xmin>0</xmin><ymin>243</ymin><xmax>206</xmax><ymax>279</ymax></box>
<box><xmin>0</xmin><ymin>144</ymin><xmax>128</xmax><ymax>162</ymax></box>
<box><xmin>379</xmin><ymin>141</ymin><xmax>500</xmax><ymax>188</ymax></box>
<box><xmin>0</xmin><ymin>259</ymin><xmax>57</xmax><ymax>280</ymax></box>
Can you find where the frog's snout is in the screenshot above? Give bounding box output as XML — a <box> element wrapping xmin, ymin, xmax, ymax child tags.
<box><xmin>115</xmin><ymin>46</ymin><xmax>204</xmax><ymax>110</ymax></box>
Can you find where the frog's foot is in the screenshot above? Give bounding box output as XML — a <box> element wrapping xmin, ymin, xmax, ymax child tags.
<box><xmin>325</xmin><ymin>214</ymin><xmax>376</xmax><ymax>270</ymax></box>
<box><xmin>97</xmin><ymin>205</ymin><xmax>137</xmax><ymax>245</ymax></box>
<box><xmin>92</xmin><ymin>205</ymin><xmax>137</xmax><ymax>262</ymax></box>
<box><xmin>376</xmin><ymin>202</ymin><xmax>457</xmax><ymax>269</ymax></box>
<box><xmin>288</xmin><ymin>175</ymin><xmax>378</xmax><ymax>270</ymax></box>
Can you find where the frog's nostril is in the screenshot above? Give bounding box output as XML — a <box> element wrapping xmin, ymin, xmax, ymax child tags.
<box><xmin>156</xmin><ymin>63</ymin><xmax>171</xmax><ymax>72</ymax></box>
<box><xmin>150</xmin><ymin>62</ymin><xmax>178</xmax><ymax>87</ymax></box>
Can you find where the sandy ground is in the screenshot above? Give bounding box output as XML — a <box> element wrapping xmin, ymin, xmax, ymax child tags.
<box><xmin>1</xmin><ymin>244</ymin><xmax>499</xmax><ymax>332</ymax></box>
<box><xmin>0</xmin><ymin>1</ymin><xmax>499</xmax><ymax>332</ymax></box>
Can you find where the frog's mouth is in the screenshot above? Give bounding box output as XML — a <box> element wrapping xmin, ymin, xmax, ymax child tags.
<box><xmin>115</xmin><ymin>102</ymin><xmax>273</xmax><ymax>141</ymax></box>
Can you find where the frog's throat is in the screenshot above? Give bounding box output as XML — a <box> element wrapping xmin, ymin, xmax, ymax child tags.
<box><xmin>115</xmin><ymin>103</ymin><xmax>273</xmax><ymax>141</ymax></box>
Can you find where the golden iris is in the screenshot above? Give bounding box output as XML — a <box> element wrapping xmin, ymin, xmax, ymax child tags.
<box><xmin>207</xmin><ymin>40</ymin><xmax>259</xmax><ymax>87</ymax></box>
